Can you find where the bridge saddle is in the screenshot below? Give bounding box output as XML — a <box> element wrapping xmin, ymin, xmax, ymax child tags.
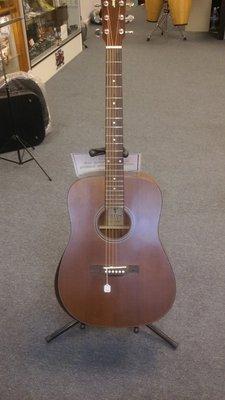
<box><xmin>91</xmin><ymin>265</ymin><xmax>139</xmax><ymax>276</ymax></box>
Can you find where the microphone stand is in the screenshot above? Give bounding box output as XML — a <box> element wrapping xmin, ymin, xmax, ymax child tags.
<box><xmin>0</xmin><ymin>18</ymin><xmax>51</xmax><ymax>181</ymax></box>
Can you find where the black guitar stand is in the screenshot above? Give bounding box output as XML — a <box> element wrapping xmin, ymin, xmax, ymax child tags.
<box><xmin>89</xmin><ymin>146</ymin><xmax>129</xmax><ymax>158</ymax></box>
<box><xmin>45</xmin><ymin>320</ymin><xmax>178</xmax><ymax>349</ymax></box>
<box><xmin>45</xmin><ymin>145</ymin><xmax>178</xmax><ymax>350</ymax></box>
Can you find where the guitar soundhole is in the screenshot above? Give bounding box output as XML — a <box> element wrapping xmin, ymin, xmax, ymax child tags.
<box><xmin>96</xmin><ymin>208</ymin><xmax>132</xmax><ymax>241</ymax></box>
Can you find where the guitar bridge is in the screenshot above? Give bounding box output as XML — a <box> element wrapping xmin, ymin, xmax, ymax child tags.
<box><xmin>91</xmin><ymin>265</ymin><xmax>139</xmax><ymax>276</ymax></box>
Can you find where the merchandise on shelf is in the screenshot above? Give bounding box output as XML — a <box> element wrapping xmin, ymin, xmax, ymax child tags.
<box><xmin>23</xmin><ymin>0</ymin><xmax>80</xmax><ymax>65</ymax></box>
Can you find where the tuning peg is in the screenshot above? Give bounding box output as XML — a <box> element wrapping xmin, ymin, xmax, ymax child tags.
<box><xmin>125</xmin><ymin>30</ymin><xmax>134</xmax><ymax>34</ymax></box>
<box><xmin>95</xmin><ymin>28</ymin><xmax>102</xmax><ymax>38</ymax></box>
<box><xmin>125</xmin><ymin>14</ymin><xmax>135</xmax><ymax>23</ymax></box>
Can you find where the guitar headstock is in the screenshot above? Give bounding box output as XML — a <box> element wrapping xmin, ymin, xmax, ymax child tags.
<box><xmin>101</xmin><ymin>0</ymin><xmax>126</xmax><ymax>46</ymax></box>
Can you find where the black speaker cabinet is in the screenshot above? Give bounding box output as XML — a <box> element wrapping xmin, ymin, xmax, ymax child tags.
<box><xmin>0</xmin><ymin>91</ymin><xmax>45</xmax><ymax>154</ymax></box>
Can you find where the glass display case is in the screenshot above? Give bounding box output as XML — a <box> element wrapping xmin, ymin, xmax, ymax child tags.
<box><xmin>0</xmin><ymin>0</ymin><xmax>28</xmax><ymax>73</ymax></box>
<box><xmin>23</xmin><ymin>0</ymin><xmax>81</xmax><ymax>66</ymax></box>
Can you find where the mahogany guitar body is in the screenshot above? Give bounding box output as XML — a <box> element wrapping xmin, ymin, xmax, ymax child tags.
<box><xmin>55</xmin><ymin>172</ymin><xmax>176</xmax><ymax>327</ymax></box>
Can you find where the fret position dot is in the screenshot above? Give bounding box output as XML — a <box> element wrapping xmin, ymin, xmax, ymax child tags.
<box><xmin>113</xmin><ymin>121</ymin><xmax>116</xmax><ymax>125</ymax></box>
<box><xmin>113</xmin><ymin>102</ymin><xmax>116</xmax><ymax>105</ymax></box>
<box><xmin>113</xmin><ymin>80</ymin><xmax>115</xmax><ymax>83</ymax></box>
<box><xmin>119</xmin><ymin>160</ymin><xmax>122</xmax><ymax>163</ymax></box>
<box><xmin>113</xmin><ymin>187</ymin><xmax>116</xmax><ymax>190</ymax></box>
<box><xmin>107</xmin><ymin>160</ymin><xmax>110</xmax><ymax>163</ymax></box>
<box><xmin>113</xmin><ymin>138</ymin><xmax>116</xmax><ymax>141</ymax></box>
<box><xmin>113</xmin><ymin>177</ymin><xmax>116</xmax><ymax>180</ymax></box>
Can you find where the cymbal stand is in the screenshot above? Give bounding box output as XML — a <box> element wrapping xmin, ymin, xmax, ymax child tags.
<box><xmin>146</xmin><ymin>0</ymin><xmax>187</xmax><ymax>42</ymax></box>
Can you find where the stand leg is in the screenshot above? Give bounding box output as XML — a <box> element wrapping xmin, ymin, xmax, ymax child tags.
<box><xmin>45</xmin><ymin>320</ymin><xmax>177</xmax><ymax>349</ymax></box>
<box><xmin>147</xmin><ymin>12</ymin><xmax>168</xmax><ymax>41</ymax></box>
<box><xmin>178</xmin><ymin>27</ymin><xmax>187</xmax><ymax>41</ymax></box>
<box><xmin>146</xmin><ymin>324</ymin><xmax>178</xmax><ymax>349</ymax></box>
<box><xmin>45</xmin><ymin>320</ymin><xmax>80</xmax><ymax>343</ymax></box>
<box><xmin>0</xmin><ymin>136</ymin><xmax>52</xmax><ymax>181</ymax></box>
<box><xmin>15</xmin><ymin>136</ymin><xmax>52</xmax><ymax>181</ymax></box>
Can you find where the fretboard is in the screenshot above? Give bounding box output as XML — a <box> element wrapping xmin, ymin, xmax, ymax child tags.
<box><xmin>105</xmin><ymin>47</ymin><xmax>124</xmax><ymax>211</ymax></box>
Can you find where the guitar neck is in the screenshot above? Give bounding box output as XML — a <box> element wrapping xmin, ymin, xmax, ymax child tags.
<box><xmin>105</xmin><ymin>46</ymin><xmax>124</xmax><ymax>210</ymax></box>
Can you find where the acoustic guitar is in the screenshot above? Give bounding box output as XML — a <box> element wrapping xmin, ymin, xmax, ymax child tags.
<box><xmin>55</xmin><ymin>0</ymin><xmax>176</xmax><ymax>327</ymax></box>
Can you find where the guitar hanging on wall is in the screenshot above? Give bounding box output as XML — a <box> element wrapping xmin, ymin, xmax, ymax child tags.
<box><xmin>55</xmin><ymin>0</ymin><xmax>176</xmax><ymax>327</ymax></box>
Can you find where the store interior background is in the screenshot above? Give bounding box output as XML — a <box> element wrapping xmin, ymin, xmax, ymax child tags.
<box><xmin>0</xmin><ymin>1</ymin><xmax>225</xmax><ymax>400</ymax></box>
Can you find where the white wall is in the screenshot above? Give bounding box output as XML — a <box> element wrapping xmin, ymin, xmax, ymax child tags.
<box><xmin>80</xmin><ymin>0</ymin><xmax>96</xmax><ymax>22</ymax></box>
<box><xmin>187</xmin><ymin>0</ymin><xmax>212</xmax><ymax>32</ymax></box>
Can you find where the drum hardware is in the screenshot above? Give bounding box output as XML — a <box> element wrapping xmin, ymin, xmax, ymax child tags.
<box><xmin>0</xmin><ymin>22</ymin><xmax>52</xmax><ymax>181</ymax></box>
<box><xmin>146</xmin><ymin>0</ymin><xmax>187</xmax><ymax>42</ymax></box>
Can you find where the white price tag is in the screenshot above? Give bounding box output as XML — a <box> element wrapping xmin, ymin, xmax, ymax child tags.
<box><xmin>104</xmin><ymin>284</ymin><xmax>111</xmax><ymax>293</ymax></box>
<box><xmin>71</xmin><ymin>153</ymin><xmax>141</xmax><ymax>178</ymax></box>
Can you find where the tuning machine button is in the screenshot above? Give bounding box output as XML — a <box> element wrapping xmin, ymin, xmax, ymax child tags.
<box><xmin>95</xmin><ymin>28</ymin><xmax>102</xmax><ymax>38</ymax></box>
<box><xmin>125</xmin><ymin>30</ymin><xmax>134</xmax><ymax>34</ymax></box>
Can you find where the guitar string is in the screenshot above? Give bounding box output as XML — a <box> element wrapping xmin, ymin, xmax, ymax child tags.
<box><xmin>107</xmin><ymin>6</ymin><xmax>113</xmax><ymax>281</ymax></box>
<box><xmin>105</xmin><ymin>4</ymin><xmax>124</xmax><ymax>288</ymax></box>
<box><xmin>105</xmin><ymin>5</ymin><xmax>110</xmax><ymax>284</ymax></box>
<box><xmin>114</xmin><ymin>6</ymin><xmax>122</xmax><ymax>278</ymax></box>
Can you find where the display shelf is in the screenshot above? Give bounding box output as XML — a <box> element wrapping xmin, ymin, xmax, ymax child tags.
<box><xmin>23</xmin><ymin>0</ymin><xmax>81</xmax><ymax>66</ymax></box>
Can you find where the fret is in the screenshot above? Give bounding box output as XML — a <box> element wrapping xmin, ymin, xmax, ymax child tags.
<box><xmin>106</xmin><ymin>74</ymin><xmax>122</xmax><ymax>76</ymax></box>
<box><xmin>106</xmin><ymin>86</ymin><xmax>122</xmax><ymax>88</ymax></box>
<box><xmin>106</xmin><ymin>117</ymin><xmax>122</xmax><ymax>119</ymax></box>
<box><xmin>105</xmin><ymin>149</ymin><xmax>123</xmax><ymax>153</ymax></box>
<box><xmin>106</xmin><ymin>61</ymin><xmax>122</xmax><ymax>63</ymax></box>
<box><xmin>105</xmin><ymin>204</ymin><xmax>124</xmax><ymax>208</ymax></box>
